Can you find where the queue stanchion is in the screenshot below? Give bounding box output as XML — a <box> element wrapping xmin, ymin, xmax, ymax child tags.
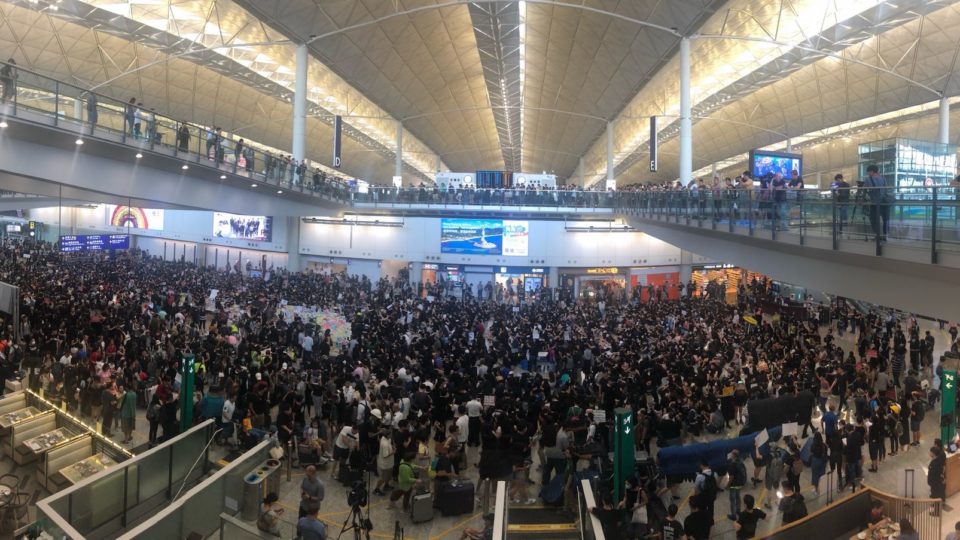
<box><xmin>286</xmin><ymin>440</ymin><xmax>293</xmax><ymax>482</ymax></box>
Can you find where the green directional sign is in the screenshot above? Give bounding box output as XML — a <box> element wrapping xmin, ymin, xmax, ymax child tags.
<box><xmin>942</xmin><ymin>368</ymin><xmax>957</xmax><ymax>443</ymax></box>
<box><xmin>613</xmin><ymin>408</ymin><xmax>635</xmax><ymax>502</ymax></box>
<box><xmin>179</xmin><ymin>354</ymin><xmax>196</xmax><ymax>433</ymax></box>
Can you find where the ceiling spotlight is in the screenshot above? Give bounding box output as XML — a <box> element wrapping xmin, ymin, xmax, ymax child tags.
<box><xmin>277</xmin><ymin>190</ymin><xmax>283</xmax><ymax>194</ymax></box>
<box><xmin>251</xmin><ymin>183</ymin><xmax>258</xmax><ymax>188</ymax></box>
<box><xmin>181</xmin><ymin>164</ymin><xmax>189</xmax><ymax>170</ymax></box>
<box><xmin>0</xmin><ymin>121</ymin><xmax>7</xmax><ymax>128</ymax></box>
<box><xmin>219</xmin><ymin>174</ymin><xmax>227</xmax><ymax>180</ymax></box>
<box><xmin>75</xmin><ymin>138</ymin><xmax>84</xmax><ymax>145</ymax></box>
<box><xmin>135</xmin><ymin>153</ymin><xmax>142</xmax><ymax>159</ymax></box>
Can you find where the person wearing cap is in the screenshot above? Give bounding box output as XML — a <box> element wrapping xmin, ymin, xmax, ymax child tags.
<box><xmin>830</xmin><ymin>173</ymin><xmax>851</xmax><ymax>232</ymax></box>
<box><xmin>459</xmin><ymin>513</ymin><xmax>495</xmax><ymax>540</ymax></box>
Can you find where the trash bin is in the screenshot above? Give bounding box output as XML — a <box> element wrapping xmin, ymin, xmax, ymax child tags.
<box><xmin>240</xmin><ymin>458</ymin><xmax>283</xmax><ymax>521</ymax></box>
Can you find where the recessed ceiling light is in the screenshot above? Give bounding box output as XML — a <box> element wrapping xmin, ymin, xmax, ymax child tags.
<box><xmin>220</xmin><ymin>174</ymin><xmax>227</xmax><ymax>180</ymax></box>
<box><xmin>75</xmin><ymin>138</ymin><xmax>84</xmax><ymax>145</ymax></box>
<box><xmin>135</xmin><ymin>153</ymin><xmax>142</xmax><ymax>159</ymax></box>
<box><xmin>277</xmin><ymin>190</ymin><xmax>283</xmax><ymax>194</ymax></box>
<box><xmin>181</xmin><ymin>164</ymin><xmax>189</xmax><ymax>170</ymax></box>
<box><xmin>251</xmin><ymin>183</ymin><xmax>258</xmax><ymax>188</ymax></box>
<box><xmin>0</xmin><ymin>121</ymin><xmax>7</xmax><ymax>128</ymax></box>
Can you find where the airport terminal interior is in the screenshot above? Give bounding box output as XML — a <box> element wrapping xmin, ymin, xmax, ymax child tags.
<box><xmin>5</xmin><ymin>1</ymin><xmax>960</xmax><ymax>539</ymax></box>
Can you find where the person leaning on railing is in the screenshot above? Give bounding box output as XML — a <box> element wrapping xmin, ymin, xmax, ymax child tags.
<box><xmin>863</xmin><ymin>165</ymin><xmax>890</xmax><ymax>241</ymax></box>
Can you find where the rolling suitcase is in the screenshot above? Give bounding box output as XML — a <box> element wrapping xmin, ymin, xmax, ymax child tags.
<box><xmin>411</xmin><ymin>490</ymin><xmax>434</xmax><ymax>523</ymax></box>
<box><xmin>437</xmin><ymin>481</ymin><xmax>474</xmax><ymax>516</ymax></box>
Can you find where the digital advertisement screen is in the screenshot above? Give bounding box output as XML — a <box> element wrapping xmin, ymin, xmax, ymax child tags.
<box><xmin>502</xmin><ymin>220</ymin><xmax>529</xmax><ymax>256</ymax></box>
<box><xmin>105</xmin><ymin>205</ymin><xmax>164</xmax><ymax>230</ymax></box>
<box><xmin>440</xmin><ymin>219</ymin><xmax>504</xmax><ymax>255</ymax></box>
<box><xmin>59</xmin><ymin>234</ymin><xmax>130</xmax><ymax>252</ymax></box>
<box><xmin>439</xmin><ymin>219</ymin><xmax>529</xmax><ymax>256</ymax></box>
<box><xmin>213</xmin><ymin>212</ymin><xmax>273</xmax><ymax>242</ymax></box>
<box><xmin>750</xmin><ymin>150</ymin><xmax>802</xmax><ymax>179</ymax></box>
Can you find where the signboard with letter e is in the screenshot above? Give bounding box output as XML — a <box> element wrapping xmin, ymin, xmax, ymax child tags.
<box><xmin>333</xmin><ymin>115</ymin><xmax>342</xmax><ymax>168</ymax></box>
<box><xmin>649</xmin><ymin>115</ymin><xmax>658</xmax><ymax>172</ymax></box>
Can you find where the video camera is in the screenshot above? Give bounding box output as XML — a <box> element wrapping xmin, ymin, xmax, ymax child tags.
<box><xmin>347</xmin><ymin>480</ymin><xmax>368</xmax><ymax>509</ymax></box>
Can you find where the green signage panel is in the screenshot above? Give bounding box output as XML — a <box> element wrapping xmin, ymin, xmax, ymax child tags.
<box><xmin>179</xmin><ymin>354</ymin><xmax>196</xmax><ymax>433</ymax></box>
<box><xmin>613</xmin><ymin>408</ymin><xmax>635</xmax><ymax>502</ymax></box>
<box><xmin>942</xmin><ymin>369</ymin><xmax>956</xmax><ymax>443</ymax></box>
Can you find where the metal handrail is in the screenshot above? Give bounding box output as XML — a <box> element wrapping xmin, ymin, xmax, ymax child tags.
<box><xmin>580</xmin><ymin>478</ymin><xmax>605</xmax><ymax>540</ymax></box>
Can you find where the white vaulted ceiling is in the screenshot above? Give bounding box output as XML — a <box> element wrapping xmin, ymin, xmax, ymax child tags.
<box><xmin>1</xmin><ymin>0</ymin><xmax>960</xmax><ymax>186</ymax></box>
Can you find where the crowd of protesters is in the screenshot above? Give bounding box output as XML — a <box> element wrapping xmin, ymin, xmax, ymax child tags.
<box><xmin>0</xmin><ymin>238</ymin><xmax>953</xmax><ymax>538</ymax></box>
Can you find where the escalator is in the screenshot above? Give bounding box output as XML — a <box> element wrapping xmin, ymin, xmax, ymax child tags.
<box><xmin>506</xmin><ymin>505</ymin><xmax>580</xmax><ymax>538</ymax></box>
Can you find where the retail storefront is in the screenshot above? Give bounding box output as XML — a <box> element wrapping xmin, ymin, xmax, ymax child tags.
<box><xmin>561</xmin><ymin>267</ymin><xmax>628</xmax><ymax>302</ymax></box>
<box><xmin>690</xmin><ymin>264</ymin><xmax>766</xmax><ymax>303</ymax></box>
<box><xmin>420</xmin><ymin>263</ymin><xmax>464</xmax><ymax>284</ymax></box>
<box><xmin>494</xmin><ymin>266</ymin><xmax>549</xmax><ymax>295</ymax></box>
<box><xmin>629</xmin><ymin>266</ymin><xmax>681</xmax><ymax>301</ymax></box>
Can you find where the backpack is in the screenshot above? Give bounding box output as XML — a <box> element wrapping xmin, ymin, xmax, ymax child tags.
<box><xmin>782</xmin><ymin>494</ymin><xmax>808</xmax><ymax>523</ymax></box>
<box><xmin>146</xmin><ymin>403</ymin><xmax>159</xmax><ymax>422</ymax></box>
<box><xmin>895</xmin><ymin>420</ymin><xmax>904</xmax><ymax>437</ymax></box>
<box><xmin>541</xmin><ymin>424</ymin><xmax>558</xmax><ymax>447</ymax></box>
<box><xmin>700</xmin><ymin>472</ymin><xmax>718</xmax><ymax>502</ymax></box>
<box><xmin>790</xmin><ymin>455</ymin><xmax>803</xmax><ymax>476</ymax></box>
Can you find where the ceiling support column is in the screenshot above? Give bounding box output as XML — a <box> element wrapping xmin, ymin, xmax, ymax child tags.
<box><xmin>939</xmin><ymin>96</ymin><xmax>950</xmax><ymax>145</ymax></box>
<box><xmin>292</xmin><ymin>43</ymin><xmax>308</xmax><ymax>163</ymax></box>
<box><xmin>606</xmin><ymin>122</ymin><xmax>615</xmax><ymax>190</ymax></box>
<box><xmin>395</xmin><ymin>120</ymin><xmax>404</xmax><ymax>179</ymax></box>
<box><xmin>679</xmin><ymin>37</ymin><xmax>692</xmax><ymax>187</ymax></box>
<box><xmin>579</xmin><ymin>157</ymin><xmax>585</xmax><ymax>186</ymax></box>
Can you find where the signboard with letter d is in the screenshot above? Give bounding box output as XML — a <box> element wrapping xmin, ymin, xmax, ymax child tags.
<box><xmin>333</xmin><ymin>115</ymin><xmax>342</xmax><ymax>168</ymax></box>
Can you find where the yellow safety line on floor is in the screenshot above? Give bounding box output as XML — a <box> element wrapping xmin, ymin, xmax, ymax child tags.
<box><xmin>506</xmin><ymin>523</ymin><xmax>579</xmax><ymax>532</ymax></box>
<box><xmin>318</xmin><ymin>499</ymin><xmax>390</xmax><ymax>519</ymax></box>
<box><xmin>756</xmin><ymin>487</ymin><xmax>768</xmax><ymax>509</ymax></box>
<box><xmin>428</xmin><ymin>512</ymin><xmax>483</xmax><ymax>540</ymax></box>
<box><xmin>677</xmin><ymin>491</ymin><xmax>692</xmax><ymax>513</ymax></box>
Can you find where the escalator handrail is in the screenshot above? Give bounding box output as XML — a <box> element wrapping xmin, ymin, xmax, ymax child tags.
<box><xmin>580</xmin><ymin>478</ymin><xmax>606</xmax><ymax>540</ymax></box>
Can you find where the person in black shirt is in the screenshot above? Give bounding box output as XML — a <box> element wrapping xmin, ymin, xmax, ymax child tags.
<box><xmin>684</xmin><ymin>497</ymin><xmax>711</xmax><ymax>540</ymax></box>
<box><xmin>735</xmin><ymin>494</ymin><xmax>766</xmax><ymax>539</ymax></box>
<box><xmin>831</xmin><ymin>174</ymin><xmax>851</xmax><ymax>232</ymax></box>
<box><xmin>661</xmin><ymin>503</ymin><xmax>685</xmax><ymax>540</ymax></box>
<box><xmin>588</xmin><ymin>493</ymin><xmax>626</xmax><ymax>540</ymax></box>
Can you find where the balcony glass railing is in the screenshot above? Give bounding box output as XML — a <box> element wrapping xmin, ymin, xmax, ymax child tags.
<box><xmin>0</xmin><ymin>61</ymin><xmax>354</xmax><ymax>201</ymax></box>
<box><xmin>614</xmin><ymin>185</ymin><xmax>960</xmax><ymax>263</ymax></box>
<box><xmin>4</xmin><ymin>61</ymin><xmax>960</xmax><ymax>262</ymax></box>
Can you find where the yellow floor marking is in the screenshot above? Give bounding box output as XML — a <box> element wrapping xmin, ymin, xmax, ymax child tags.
<box><xmin>756</xmin><ymin>487</ymin><xmax>768</xmax><ymax>509</ymax></box>
<box><xmin>507</xmin><ymin>523</ymin><xmax>579</xmax><ymax>532</ymax></box>
<box><xmin>677</xmin><ymin>491</ymin><xmax>692</xmax><ymax>513</ymax></box>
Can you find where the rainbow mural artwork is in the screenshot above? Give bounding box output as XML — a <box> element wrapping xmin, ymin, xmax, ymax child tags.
<box><xmin>107</xmin><ymin>205</ymin><xmax>164</xmax><ymax>230</ymax></box>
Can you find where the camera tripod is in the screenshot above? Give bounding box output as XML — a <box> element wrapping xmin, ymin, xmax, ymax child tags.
<box><xmin>336</xmin><ymin>504</ymin><xmax>371</xmax><ymax>540</ymax></box>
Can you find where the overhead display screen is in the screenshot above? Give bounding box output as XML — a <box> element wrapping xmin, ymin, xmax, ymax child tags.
<box><xmin>213</xmin><ymin>212</ymin><xmax>273</xmax><ymax>242</ymax></box>
<box><xmin>440</xmin><ymin>218</ymin><xmax>528</xmax><ymax>256</ymax></box>
<box><xmin>60</xmin><ymin>234</ymin><xmax>130</xmax><ymax>252</ymax></box>
<box><xmin>750</xmin><ymin>150</ymin><xmax>802</xmax><ymax>179</ymax></box>
<box><xmin>502</xmin><ymin>220</ymin><xmax>529</xmax><ymax>256</ymax></box>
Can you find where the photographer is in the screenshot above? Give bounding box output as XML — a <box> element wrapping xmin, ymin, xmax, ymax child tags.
<box><xmin>864</xmin><ymin>164</ymin><xmax>890</xmax><ymax>240</ymax></box>
<box><xmin>831</xmin><ymin>174</ymin><xmax>851</xmax><ymax>232</ymax></box>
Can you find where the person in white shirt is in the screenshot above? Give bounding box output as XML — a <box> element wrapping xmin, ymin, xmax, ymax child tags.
<box><xmin>221</xmin><ymin>395</ymin><xmax>236</xmax><ymax>443</ymax></box>
<box><xmin>466</xmin><ymin>397</ymin><xmax>482</xmax><ymax>447</ymax></box>
<box><xmin>331</xmin><ymin>425</ymin><xmax>358</xmax><ymax>478</ymax></box>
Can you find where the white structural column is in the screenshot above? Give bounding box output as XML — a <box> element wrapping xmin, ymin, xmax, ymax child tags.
<box><xmin>606</xmin><ymin>122</ymin><xmax>615</xmax><ymax>189</ymax></box>
<box><xmin>435</xmin><ymin>154</ymin><xmax>442</xmax><ymax>173</ymax></box>
<box><xmin>395</xmin><ymin>120</ymin><xmax>404</xmax><ymax>177</ymax></box>
<box><xmin>679</xmin><ymin>37</ymin><xmax>692</xmax><ymax>186</ymax></box>
<box><xmin>292</xmin><ymin>44</ymin><xmax>308</xmax><ymax>162</ymax></box>
<box><xmin>579</xmin><ymin>157</ymin><xmax>585</xmax><ymax>186</ymax></box>
<box><xmin>939</xmin><ymin>96</ymin><xmax>950</xmax><ymax>145</ymax></box>
<box><xmin>286</xmin><ymin>216</ymin><xmax>301</xmax><ymax>272</ymax></box>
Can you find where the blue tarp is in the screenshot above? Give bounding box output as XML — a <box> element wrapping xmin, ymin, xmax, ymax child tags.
<box><xmin>656</xmin><ymin>426</ymin><xmax>783</xmax><ymax>478</ymax></box>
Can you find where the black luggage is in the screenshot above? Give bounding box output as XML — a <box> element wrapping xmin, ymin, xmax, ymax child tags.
<box><xmin>437</xmin><ymin>481</ymin><xmax>474</xmax><ymax>516</ymax></box>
